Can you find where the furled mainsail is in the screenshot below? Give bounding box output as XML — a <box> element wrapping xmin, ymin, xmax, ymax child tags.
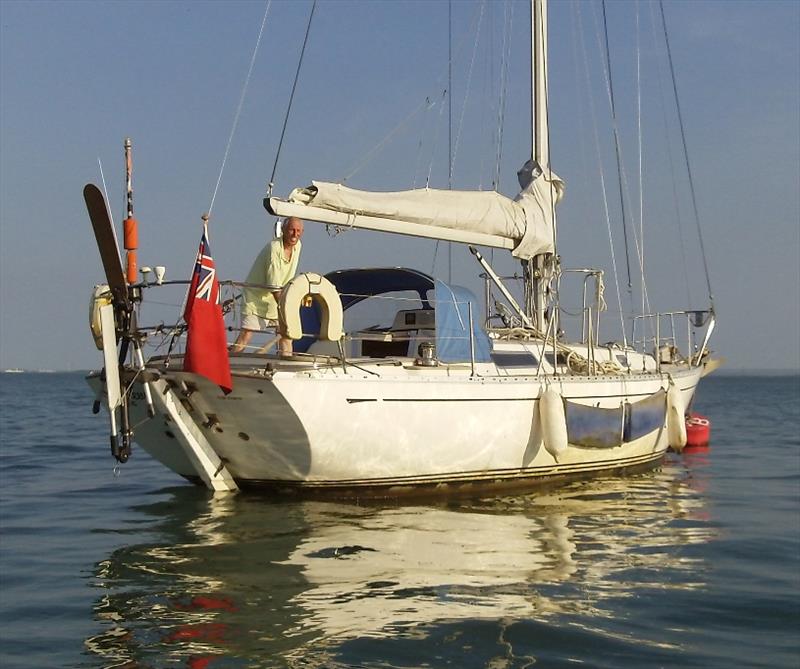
<box><xmin>266</xmin><ymin>165</ymin><xmax>564</xmax><ymax>260</ymax></box>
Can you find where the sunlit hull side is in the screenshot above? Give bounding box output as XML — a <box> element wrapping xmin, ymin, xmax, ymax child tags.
<box><xmin>88</xmin><ymin>357</ymin><xmax>702</xmax><ymax>498</ymax></box>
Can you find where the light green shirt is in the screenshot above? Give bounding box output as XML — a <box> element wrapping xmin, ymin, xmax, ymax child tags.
<box><xmin>242</xmin><ymin>238</ymin><xmax>302</xmax><ymax>320</ymax></box>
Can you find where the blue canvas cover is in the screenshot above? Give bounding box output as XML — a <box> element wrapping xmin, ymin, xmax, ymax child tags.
<box><xmin>293</xmin><ymin>269</ymin><xmax>490</xmax><ymax>362</ymax></box>
<box><xmin>325</xmin><ymin>267</ymin><xmax>435</xmax><ymax>310</ymax></box>
<box><xmin>294</xmin><ymin>268</ymin><xmax>434</xmax><ymax>353</ymax></box>
<box><xmin>565</xmin><ymin>388</ymin><xmax>667</xmax><ymax>449</ymax></box>
<box><xmin>623</xmin><ymin>389</ymin><xmax>667</xmax><ymax>442</ymax></box>
<box><xmin>565</xmin><ymin>401</ymin><xmax>625</xmax><ymax>448</ymax></box>
<box><xmin>434</xmin><ymin>280</ymin><xmax>491</xmax><ymax>363</ymax></box>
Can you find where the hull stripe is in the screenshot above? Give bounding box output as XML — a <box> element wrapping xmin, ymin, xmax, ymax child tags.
<box><xmin>233</xmin><ymin>450</ymin><xmax>665</xmax><ymax>490</ymax></box>
<box><xmin>344</xmin><ymin>384</ymin><xmax>695</xmax><ymax>405</ymax></box>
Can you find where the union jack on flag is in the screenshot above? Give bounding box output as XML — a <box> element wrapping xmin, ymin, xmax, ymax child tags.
<box><xmin>192</xmin><ymin>235</ymin><xmax>218</xmax><ymax>304</ymax></box>
<box><xmin>183</xmin><ymin>227</ymin><xmax>232</xmax><ymax>394</ymax></box>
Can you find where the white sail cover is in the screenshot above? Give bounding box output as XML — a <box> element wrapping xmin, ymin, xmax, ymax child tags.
<box><xmin>272</xmin><ymin>167</ymin><xmax>564</xmax><ymax>260</ymax></box>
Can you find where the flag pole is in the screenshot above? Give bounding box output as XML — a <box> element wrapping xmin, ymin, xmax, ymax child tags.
<box><xmin>178</xmin><ymin>212</ymin><xmax>212</xmax><ymax>319</ymax></box>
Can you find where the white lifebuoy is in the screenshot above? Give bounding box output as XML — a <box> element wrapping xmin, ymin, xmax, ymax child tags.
<box><xmin>279</xmin><ymin>272</ymin><xmax>343</xmax><ymax>341</ymax></box>
<box><xmin>667</xmin><ymin>384</ymin><xmax>688</xmax><ymax>451</ymax></box>
<box><xmin>539</xmin><ymin>389</ymin><xmax>568</xmax><ymax>459</ymax></box>
<box><xmin>89</xmin><ymin>284</ymin><xmax>113</xmax><ymax>350</ymax></box>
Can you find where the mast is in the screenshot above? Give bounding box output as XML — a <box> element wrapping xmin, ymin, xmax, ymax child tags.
<box><xmin>530</xmin><ymin>0</ymin><xmax>551</xmax><ymax>333</ymax></box>
<box><xmin>532</xmin><ymin>0</ymin><xmax>548</xmax><ymax>170</ymax></box>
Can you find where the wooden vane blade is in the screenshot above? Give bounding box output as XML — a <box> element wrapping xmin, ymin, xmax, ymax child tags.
<box><xmin>83</xmin><ymin>183</ymin><xmax>129</xmax><ymax>308</ymax></box>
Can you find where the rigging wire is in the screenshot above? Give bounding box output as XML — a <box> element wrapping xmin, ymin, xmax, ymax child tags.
<box><xmin>448</xmin><ymin>0</ymin><xmax>452</xmax><ymax>282</ymax></box>
<box><xmin>448</xmin><ymin>0</ymin><xmax>453</xmax><ymax>191</ymax></box>
<box><xmin>621</xmin><ymin>3</ymin><xmax>653</xmax><ymax>341</ymax></box>
<box><xmin>659</xmin><ymin>0</ymin><xmax>715</xmax><ymax>308</ymax></box>
<box><xmin>426</xmin><ymin>88</ymin><xmax>450</xmax><ymax>188</ymax></box>
<box><xmin>340</xmin><ymin>1</ymin><xmax>483</xmax><ymax>193</ymax></box>
<box><xmin>268</xmin><ymin>0</ymin><xmax>317</xmax><ymax>196</ymax></box>
<box><xmin>173</xmin><ymin>0</ymin><xmax>273</xmax><ymax>329</ymax></box>
<box><xmin>97</xmin><ymin>158</ymin><xmax>116</xmax><ymax>231</ymax></box>
<box><xmin>636</xmin><ymin>2</ymin><xmax>647</xmax><ymax>319</ymax></box>
<box><xmin>574</xmin><ymin>1</ymin><xmax>627</xmax><ymax>346</ymax></box>
<box><xmin>593</xmin><ymin>1</ymin><xmax>656</xmax><ymax>340</ymax></box>
<box><xmin>479</xmin><ymin>3</ymin><xmax>494</xmax><ymax>192</ymax></box>
<box><xmin>485</xmin><ymin>4</ymin><xmax>493</xmax><ymax>267</ymax></box>
<box><xmin>648</xmin><ymin>0</ymin><xmax>692</xmax><ymax>308</ymax></box>
<box><xmin>602</xmin><ymin>2</ymin><xmax>653</xmax><ymax>339</ymax></box>
<box><xmin>447</xmin><ymin>0</ymin><xmax>485</xmax><ymax>282</ymax></box>
<box><xmin>432</xmin><ymin>0</ymin><xmax>480</xmax><ymax>280</ymax></box>
<box><xmin>569</xmin><ymin>5</ymin><xmax>591</xmax><ymax>202</ymax></box>
<box><xmin>493</xmin><ymin>0</ymin><xmax>515</xmax><ymax>191</ymax></box>
<box><xmin>433</xmin><ymin>0</ymin><xmax>469</xmax><ymax>285</ymax></box>
<box><xmin>412</xmin><ymin>98</ymin><xmax>435</xmax><ymax>189</ymax></box>
<box><xmin>343</xmin><ymin>97</ymin><xmax>436</xmax><ymax>183</ymax></box>
<box><xmin>630</xmin><ymin>0</ymin><xmax>655</xmax><ymax>348</ymax></box>
<box><xmin>452</xmin><ymin>1</ymin><xmax>486</xmax><ymax>184</ymax></box>
<box><xmin>430</xmin><ymin>239</ymin><xmax>440</xmax><ymax>276</ymax></box>
<box><xmin>208</xmin><ymin>0</ymin><xmax>272</xmax><ymax>218</ymax></box>
<box><xmin>598</xmin><ymin>0</ymin><xmax>634</xmax><ymax>297</ymax></box>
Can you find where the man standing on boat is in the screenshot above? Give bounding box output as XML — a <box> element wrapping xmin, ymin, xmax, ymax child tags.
<box><xmin>230</xmin><ymin>216</ymin><xmax>304</xmax><ymax>355</ymax></box>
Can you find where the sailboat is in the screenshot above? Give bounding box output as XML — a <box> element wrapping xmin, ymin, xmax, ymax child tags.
<box><xmin>85</xmin><ymin>0</ymin><xmax>718</xmax><ymax>496</ymax></box>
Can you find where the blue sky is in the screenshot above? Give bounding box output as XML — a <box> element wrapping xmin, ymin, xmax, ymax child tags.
<box><xmin>1</xmin><ymin>0</ymin><xmax>798</xmax><ymax>371</ymax></box>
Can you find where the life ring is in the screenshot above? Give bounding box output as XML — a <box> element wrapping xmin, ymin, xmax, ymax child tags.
<box><xmin>279</xmin><ymin>272</ymin><xmax>343</xmax><ymax>341</ymax></box>
<box><xmin>89</xmin><ymin>284</ymin><xmax>113</xmax><ymax>350</ymax></box>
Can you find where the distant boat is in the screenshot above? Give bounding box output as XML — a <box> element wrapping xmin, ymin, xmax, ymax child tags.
<box><xmin>84</xmin><ymin>0</ymin><xmax>719</xmax><ymax>496</ymax></box>
<box><xmin>3</xmin><ymin>368</ymin><xmax>24</xmax><ymax>373</ymax></box>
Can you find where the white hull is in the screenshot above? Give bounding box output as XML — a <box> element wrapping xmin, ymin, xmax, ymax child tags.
<box><xmin>82</xmin><ymin>1</ymin><xmax>718</xmax><ymax>499</ymax></box>
<box><xmin>92</xmin><ymin>354</ymin><xmax>702</xmax><ymax>497</ymax></box>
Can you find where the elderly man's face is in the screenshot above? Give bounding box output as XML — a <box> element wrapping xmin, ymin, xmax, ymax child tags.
<box><xmin>283</xmin><ymin>218</ymin><xmax>304</xmax><ymax>247</ymax></box>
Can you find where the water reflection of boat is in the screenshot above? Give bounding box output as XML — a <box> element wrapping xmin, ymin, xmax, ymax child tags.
<box><xmin>86</xmin><ymin>464</ymin><xmax>715</xmax><ymax>666</ymax></box>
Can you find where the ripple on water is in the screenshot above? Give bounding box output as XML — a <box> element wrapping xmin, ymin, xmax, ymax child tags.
<box><xmin>0</xmin><ymin>373</ymin><xmax>798</xmax><ymax>668</ymax></box>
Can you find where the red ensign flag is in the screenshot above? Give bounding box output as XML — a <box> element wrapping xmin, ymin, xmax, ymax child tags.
<box><xmin>183</xmin><ymin>229</ymin><xmax>232</xmax><ymax>394</ymax></box>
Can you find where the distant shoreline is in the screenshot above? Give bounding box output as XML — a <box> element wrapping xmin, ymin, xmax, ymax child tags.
<box><xmin>2</xmin><ymin>368</ymin><xmax>799</xmax><ymax>377</ymax></box>
<box><xmin>712</xmin><ymin>369</ymin><xmax>800</xmax><ymax>377</ymax></box>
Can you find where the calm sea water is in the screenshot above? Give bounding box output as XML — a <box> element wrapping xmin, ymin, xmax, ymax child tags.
<box><xmin>0</xmin><ymin>372</ymin><xmax>798</xmax><ymax>669</ymax></box>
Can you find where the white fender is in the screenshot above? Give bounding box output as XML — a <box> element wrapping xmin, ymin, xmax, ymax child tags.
<box><xmin>539</xmin><ymin>389</ymin><xmax>568</xmax><ymax>459</ymax></box>
<box><xmin>522</xmin><ymin>399</ymin><xmax>544</xmax><ymax>467</ymax></box>
<box><xmin>667</xmin><ymin>384</ymin><xmax>687</xmax><ymax>451</ymax></box>
<box><xmin>90</xmin><ymin>284</ymin><xmax>112</xmax><ymax>350</ymax></box>
<box><xmin>279</xmin><ymin>272</ymin><xmax>343</xmax><ymax>341</ymax></box>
